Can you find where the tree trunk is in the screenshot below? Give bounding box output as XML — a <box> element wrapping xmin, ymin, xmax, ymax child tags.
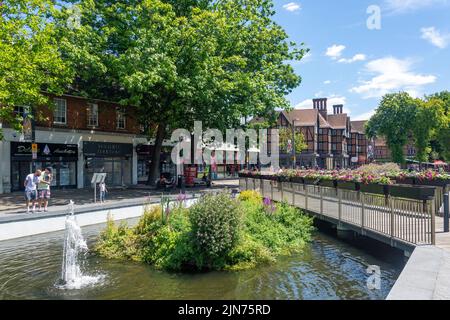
<box><xmin>147</xmin><ymin>123</ymin><xmax>166</xmax><ymax>185</ymax></box>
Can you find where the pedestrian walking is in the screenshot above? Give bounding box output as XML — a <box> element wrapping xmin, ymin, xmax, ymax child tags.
<box><xmin>38</xmin><ymin>167</ymin><xmax>53</xmax><ymax>212</ymax></box>
<box><xmin>24</xmin><ymin>169</ymin><xmax>42</xmax><ymax>213</ymax></box>
<box><xmin>99</xmin><ymin>181</ymin><xmax>108</xmax><ymax>203</ymax></box>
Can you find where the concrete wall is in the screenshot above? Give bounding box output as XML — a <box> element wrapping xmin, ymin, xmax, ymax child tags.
<box><xmin>0</xmin><ymin>204</ymin><xmax>148</xmax><ymax>241</ymax></box>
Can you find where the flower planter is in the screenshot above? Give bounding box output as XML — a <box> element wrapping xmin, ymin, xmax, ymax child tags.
<box><xmin>359</xmin><ymin>183</ymin><xmax>389</xmax><ymax>196</ymax></box>
<box><xmin>393</xmin><ymin>177</ymin><xmax>415</xmax><ymax>185</ymax></box>
<box><xmin>415</xmin><ymin>179</ymin><xmax>450</xmax><ymax>188</ymax></box>
<box><xmin>318</xmin><ymin>180</ymin><xmax>337</xmax><ymax>188</ymax></box>
<box><xmin>303</xmin><ymin>178</ymin><xmax>319</xmax><ymax>185</ymax></box>
<box><xmin>388</xmin><ymin>184</ymin><xmax>435</xmax><ymax>201</ymax></box>
<box><xmin>278</xmin><ymin>176</ymin><xmax>291</xmax><ymax>183</ymax></box>
<box><xmin>291</xmin><ymin>176</ymin><xmax>304</xmax><ymax>184</ymax></box>
<box><xmin>260</xmin><ymin>175</ymin><xmax>278</xmax><ymax>181</ymax></box>
<box><xmin>336</xmin><ymin>181</ymin><xmax>358</xmax><ymax>191</ymax></box>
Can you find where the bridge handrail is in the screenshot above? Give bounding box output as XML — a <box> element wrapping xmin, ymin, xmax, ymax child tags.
<box><xmin>240</xmin><ymin>177</ymin><xmax>436</xmax><ymax>245</ymax></box>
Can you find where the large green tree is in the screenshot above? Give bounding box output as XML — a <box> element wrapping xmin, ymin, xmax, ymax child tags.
<box><xmin>412</xmin><ymin>98</ymin><xmax>446</xmax><ymax>162</ymax></box>
<box><xmin>59</xmin><ymin>0</ymin><xmax>308</xmax><ymax>183</ymax></box>
<box><xmin>366</xmin><ymin>92</ymin><xmax>417</xmax><ymax>164</ymax></box>
<box><xmin>426</xmin><ymin>91</ymin><xmax>450</xmax><ymax>161</ymax></box>
<box><xmin>279</xmin><ymin>127</ymin><xmax>306</xmax><ymax>155</ymax></box>
<box><xmin>0</xmin><ymin>0</ymin><xmax>71</xmax><ymax>139</ymax></box>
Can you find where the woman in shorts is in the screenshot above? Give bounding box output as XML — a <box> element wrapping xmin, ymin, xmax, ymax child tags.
<box><xmin>38</xmin><ymin>167</ymin><xmax>53</xmax><ymax>212</ymax></box>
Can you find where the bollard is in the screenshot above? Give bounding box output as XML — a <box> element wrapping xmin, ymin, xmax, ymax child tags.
<box><xmin>444</xmin><ymin>192</ymin><xmax>449</xmax><ymax>233</ymax></box>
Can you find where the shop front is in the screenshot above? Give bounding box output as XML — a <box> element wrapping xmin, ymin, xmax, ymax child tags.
<box><xmin>10</xmin><ymin>142</ymin><xmax>78</xmax><ymax>191</ymax></box>
<box><xmin>136</xmin><ymin>144</ymin><xmax>176</xmax><ymax>183</ymax></box>
<box><xmin>83</xmin><ymin>142</ymin><xmax>133</xmax><ymax>187</ymax></box>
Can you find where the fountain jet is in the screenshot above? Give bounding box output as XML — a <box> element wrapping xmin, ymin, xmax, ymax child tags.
<box><xmin>59</xmin><ymin>200</ymin><xmax>103</xmax><ymax>290</ymax></box>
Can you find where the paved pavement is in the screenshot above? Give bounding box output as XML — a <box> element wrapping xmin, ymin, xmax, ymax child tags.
<box><xmin>0</xmin><ymin>180</ymin><xmax>239</xmax><ymax>217</ymax></box>
<box><xmin>387</xmin><ymin>245</ymin><xmax>450</xmax><ymax>300</ymax></box>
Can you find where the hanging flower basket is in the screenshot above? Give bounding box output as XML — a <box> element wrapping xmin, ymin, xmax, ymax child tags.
<box><xmin>303</xmin><ymin>177</ymin><xmax>319</xmax><ymax>185</ymax></box>
<box><xmin>359</xmin><ymin>183</ymin><xmax>389</xmax><ymax>196</ymax></box>
<box><xmin>388</xmin><ymin>184</ymin><xmax>435</xmax><ymax>201</ymax></box>
<box><xmin>336</xmin><ymin>181</ymin><xmax>358</xmax><ymax>191</ymax></box>
<box><xmin>291</xmin><ymin>176</ymin><xmax>304</xmax><ymax>184</ymax></box>
<box><xmin>318</xmin><ymin>179</ymin><xmax>337</xmax><ymax>188</ymax></box>
<box><xmin>415</xmin><ymin>179</ymin><xmax>450</xmax><ymax>188</ymax></box>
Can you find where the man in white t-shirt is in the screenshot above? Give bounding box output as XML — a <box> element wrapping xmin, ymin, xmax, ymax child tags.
<box><xmin>24</xmin><ymin>170</ymin><xmax>42</xmax><ymax>213</ymax></box>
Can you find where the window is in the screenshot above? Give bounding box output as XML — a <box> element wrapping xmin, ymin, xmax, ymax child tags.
<box><xmin>53</xmin><ymin>98</ymin><xmax>67</xmax><ymax>124</ymax></box>
<box><xmin>116</xmin><ymin>107</ymin><xmax>126</xmax><ymax>129</ymax></box>
<box><xmin>87</xmin><ymin>103</ymin><xmax>99</xmax><ymax>127</ymax></box>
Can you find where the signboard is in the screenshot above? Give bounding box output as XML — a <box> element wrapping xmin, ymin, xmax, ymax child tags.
<box><xmin>351</xmin><ymin>157</ymin><xmax>358</xmax><ymax>163</ymax></box>
<box><xmin>11</xmin><ymin>142</ymin><xmax>78</xmax><ymax>161</ymax></box>
<box><xmin>91</xmin><ymin>173</ymin><xmax>107</xmax><ymax>184</ymax></box>
<box><xmin>83</xmin><ymin>142</ymin><xmax>133</xmax><ymax>157</ymax></box>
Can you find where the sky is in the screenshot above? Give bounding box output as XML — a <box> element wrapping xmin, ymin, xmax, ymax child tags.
<box><xmin>273</xmin><ymin>0</ymin><xmax>450</xmax><ymax>120</ymax></box>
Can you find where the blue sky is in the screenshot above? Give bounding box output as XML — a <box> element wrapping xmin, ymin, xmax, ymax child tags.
<box><xmin>273</xmin><ymin>0</ymin><xmax>450</xmax><ymax>120</ymax></box>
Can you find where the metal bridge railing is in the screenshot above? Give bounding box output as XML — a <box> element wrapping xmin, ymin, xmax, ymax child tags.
<box><xmin>241</xmin><ymin>177</ymin><xmax>436</xmax><ymax>246</ymax></box>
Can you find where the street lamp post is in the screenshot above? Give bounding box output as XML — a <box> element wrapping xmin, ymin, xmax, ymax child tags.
<box><xmin>291</xmin><ymin>122</ymin><xmax>296</xmax><ymax>169</ymax></box>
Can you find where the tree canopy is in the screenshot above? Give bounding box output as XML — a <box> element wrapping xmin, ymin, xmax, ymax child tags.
<box><xmin>59</xmin><ymin>0</ymin><xmax>308</xmax><ymax>181</ymax></box>
<box><xmin>0</xmin><ymin>0</ymin><xmax>72</xmax><ymax>139</ymax></box>
<box><xmin>366</xmin><ymin>91</ymin><xmax>450</xmax><ymax>164</ymax></box>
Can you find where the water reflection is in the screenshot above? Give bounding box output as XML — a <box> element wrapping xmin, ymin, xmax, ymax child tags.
<box><xmin>0</xmin><ymin>219</ymin><xmax>403</xmax><ymax>300</ymax></box>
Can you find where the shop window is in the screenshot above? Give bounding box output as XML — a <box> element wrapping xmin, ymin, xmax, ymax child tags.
<box><xmin>53</xmin><ymin>98</ymin><xmax>67</xmax><ymax>124</ymax></box>
<box><xmin>87</xmin><ymin>103</ymin><xmax>99</xmax><ymax>127</ymax></box>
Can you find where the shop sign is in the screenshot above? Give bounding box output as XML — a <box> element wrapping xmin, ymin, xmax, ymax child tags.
<box><xmin>11</xmin><ymin>142</ymin><xmax>78</xmax><ymax>160</ymax></box>
<box><xmin>83</xmin><ymin>142</ymin><xmax>133</xmax><ymax>157</ymax></box>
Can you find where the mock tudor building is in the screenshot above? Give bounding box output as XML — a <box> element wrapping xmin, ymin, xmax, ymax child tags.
<box><xmin>261</xmin><ymin>98</ymin><xmax>371</xmax><ymax>169</ymax></box>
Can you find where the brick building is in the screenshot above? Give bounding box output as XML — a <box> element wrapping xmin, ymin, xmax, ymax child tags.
<box><xmin>372</xmin><ymin>137</ymin><xmax>417</xmax><ymax>163</ymax></box>
<box><xmin>0</xmin><ymin>94</ymin><xmax>163</xmax><ymax>194</ymax></box>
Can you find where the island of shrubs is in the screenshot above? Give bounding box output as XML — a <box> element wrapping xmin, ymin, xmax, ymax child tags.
<box><xmin>95</xmin><ymin>191</ymin><xmax>314</xmax><ymax>271</ymax></box>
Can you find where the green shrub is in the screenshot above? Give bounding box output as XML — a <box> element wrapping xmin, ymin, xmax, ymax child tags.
<box><xmin>95</xmin><ymin>193</ymin><xmax>314</xmax><ymax>272</ymax></box>
<box><xmin>238</xmin><ymin>190</ymin><xmax>262</xmax><ymax>204</ymax></box>
<box><xmin>95</xmin><ymin>214</ymin><xmax>139</xmax><ymax>261</ymax></box>
<box><xmin>189</xmin><ymin>192</ymin><xmax>242</xmax><ymax>269</ymax></box>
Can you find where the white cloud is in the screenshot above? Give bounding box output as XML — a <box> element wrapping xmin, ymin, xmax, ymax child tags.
<box><xmin>350</xmin><ymin>57</ymin><xmax>437</xmax><ymax>99</ymax></box>
<box><xmin>421</xmin><ymin>27</ymin><xmax>450</xmax><ymax>48</ymax></box>
<box><xmin>353</xmin><ymin>109</ymin><xmax>376</xmax><ymax>121</ymax></box>
<box><xmin>384</xmin><ymin>0</ymin><xmax>448</xmax><ymax>13</ymax></box>
<box><xmin>283</xmin><ymin>2</ymin><xmax>302</xmax><ymax>12</ymax></box>
<box><xmin>338</xmin><ymin>54</ymin><xmax>367</xmax><ymax>64</ymax></box>
<box><xmin>325</xmin><ymin>44</ymin><xmax>346</xmax><ymax>59</ymax></box>
<box><xmin>323</xmin><ymin>80</ymin><xmax>331</xmax><ymax>85</ymax></box>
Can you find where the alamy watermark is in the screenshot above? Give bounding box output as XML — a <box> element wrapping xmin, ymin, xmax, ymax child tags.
<box><xmin>170</xmin><ymin>121</ymin><xmax>280</xmax><ymax>169</ymax></box>
<box><xmin>367</xmin><ymin>5</ymin><xmax>381</xmax><ymax>30</ymax></box>
<box><xmin>366</xmin><ymin>265</ymin><xmax>381</xmax><ymax>290</ymax></box>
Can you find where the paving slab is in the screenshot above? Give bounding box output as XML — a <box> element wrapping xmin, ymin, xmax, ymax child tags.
<box><xmin>387</xmin><ymin>246</ymin><xmax>450</xmax><ymax>300</ymax></box>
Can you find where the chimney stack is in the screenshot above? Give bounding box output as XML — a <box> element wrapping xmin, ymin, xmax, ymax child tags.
<box><xmin>313</xmin><ymin>98</ymin><xmax>328</xmax><ymax>119</ymax></box>
<box><xmin>333</xmin><ymin>104</ymin><xmax>343</xmax><ymax>115</ymax></box>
